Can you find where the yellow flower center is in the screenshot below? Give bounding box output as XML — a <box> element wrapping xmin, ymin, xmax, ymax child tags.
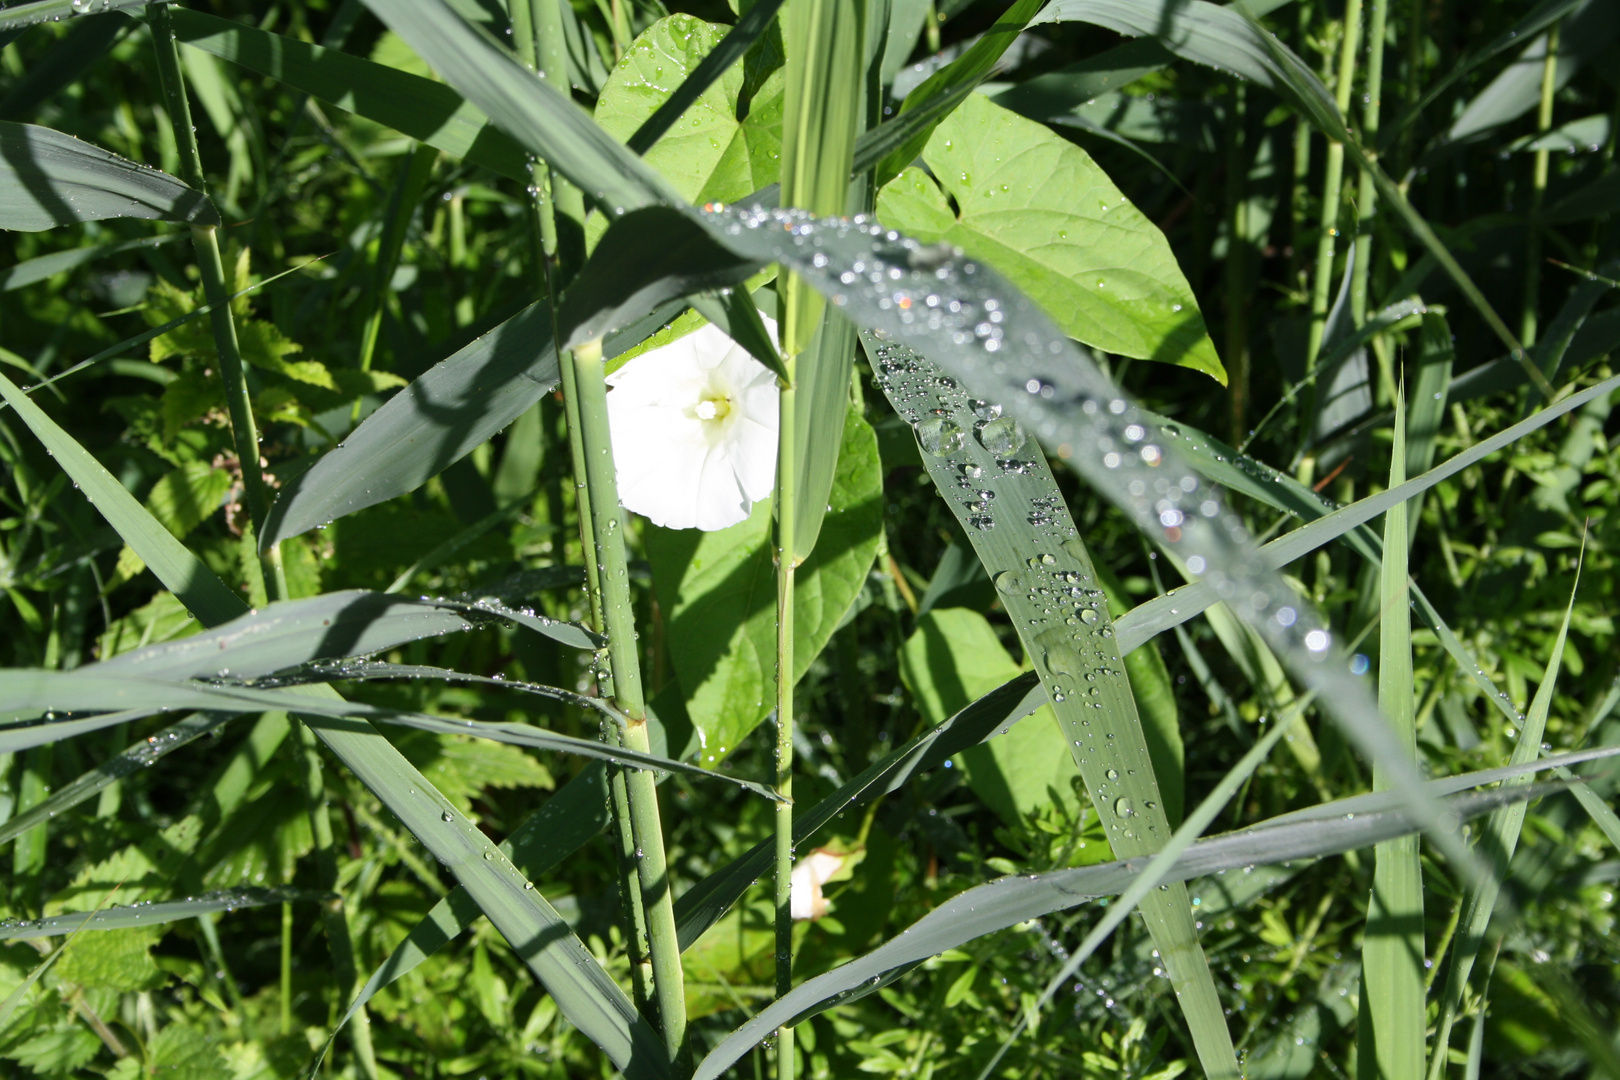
<box><xmin>694</xmin><ymin>395</ymin><xmax>731</xmax><ymax>422</ymax></box>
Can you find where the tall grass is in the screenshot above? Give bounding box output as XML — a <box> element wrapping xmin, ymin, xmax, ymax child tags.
<box><xmin>0</xmin><ymin>0</ymin><xmax>1616</xmax><ymax>1079</ymax></box>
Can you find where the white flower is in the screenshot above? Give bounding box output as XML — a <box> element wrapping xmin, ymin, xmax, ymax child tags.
<box><xmin>790</xmin><ymin>847</ymin><xmax>849</xmax><ymax>921</ymax></box>
<box><xmin>606</xmin><ymin>318</ymin><xmax>780</xmax><ymax>531</ymax></box>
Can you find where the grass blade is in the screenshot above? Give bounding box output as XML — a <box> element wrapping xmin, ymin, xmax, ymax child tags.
<box><xmin>0</xmin><ymin>887</ymin><xmax>327</xmax><ymax>939</ymax></box>
<box><xmin>691</xmin><ymin>770</ymin><xmax>1585</xmax><ymax>1080</ymax></box>
<box><xmin>0</xmin><ymin>712</ymin><xmax>230</xmax><ymax>847</ymax></box>
<box><xmin>0</xmin><ymin>233</ymin><xmax>182</xmax><ymax>290</ymax></box>
<box><xmin>1428</xmin><ymin>560</ymin><xmax>1585</xmax><ymax>1078</ymax></box>
<box><xmin>0</xmin><ymin>120</ymin><xmax>216</xmax><ymax>231</ymax></box>
<box><xmin>1357</xmin><ymin>388</ymin><xmax>1425</xmax><ymax>1080</ymax></box>
<box><xmin>862</xmin><ymin>332</ymin><xmax>1238</xmax><ymax>1078</ymax></box>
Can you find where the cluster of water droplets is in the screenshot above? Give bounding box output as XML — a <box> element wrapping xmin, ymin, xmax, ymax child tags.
<box><xmin>701</xmin><ymin>202</ymin><xmax>1403</xmax><ymax>772</ymax></box>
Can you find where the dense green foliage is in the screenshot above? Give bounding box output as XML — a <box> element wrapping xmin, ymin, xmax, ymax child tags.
<box><xmin>0</xmin><ymin>0</ymin><xmax>1617</xmax><ymax>1077</ymax></box>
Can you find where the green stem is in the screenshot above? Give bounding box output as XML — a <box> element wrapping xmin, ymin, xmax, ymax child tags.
<box><xmin>1223</xmin><ymin>84</ymin><xmax>1250</xmax><ymax>442</ymax></box>
<box><xmin>1350</xmin><ymin>0</ymin><xmax>1389</xmax><ymax>327</ymax></box>
<box><xmin>570</xmin><ymin>340</ymin><xmax>688</xmax><ymax>1072</ymax></box>
<box><xmin>1305</xmin><ymin>0</ymin><xmax>1366</xmax><ymax>372</ymax></box>
<box><xmin>280</xmin><ymin>900</ymin><xmax>293</xmax><ymax>1036</ymax></box>
<box><xmin>1522</xmin><ymin>21</ymin><xmax>1560</xmax><ymax>350</ymax></box>
<box><xmin>774</xmin><ymin>362</ymin><xmax>799</xmax><ymax>1080</ymax></box>
<box><xmin>149</xmin><ymin>2</ymin><xmax>287</xmax><ymax>603</ymax></box>
<box><xmin>292</xmin><ymin>720</ymin><xmax>378</xmax><ymax>1080</ymax></box>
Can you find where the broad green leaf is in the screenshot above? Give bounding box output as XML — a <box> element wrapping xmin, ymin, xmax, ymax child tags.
<box><xmin>691</xmin><ymin>773</ymin><xmax>1578</xmax><ymax>1080</ymax></box>
<box><xmin>899</xmin><ymin>608</ymin><xmax>1084</xmax><ymax>826</ymax></box>
<box><xmin>874</xmin><ymin>0</ymin><xmax>1047</xmax><ymax>186</ymax></box>
<box><xmin>0</xmin><ymin>121</ymin><xmax>216</xmax><ymax>231</ymax></box>
<box><xmin>594</xmin><ymin>15</ymin><xmax>782</xmax><ymax>208</ymax></box>
<box><xmin>877</xmin><ymin>95</ymin><xmax>1223</xmax><ymax>380</ymax></box>
<box><xmin>1357</xmin><ymin>390</ymin><xmax>1425</xmax><ymax>1080</ymax></box>
<box><xmin>646</xmin><ymin>408</ymin><xmax>882</xmax><ymax>759</ymax></box>
<box><xmin>863</xmin><ymin>332</ymin><xmax>1235</xmax><ymax>1078</ymax></box>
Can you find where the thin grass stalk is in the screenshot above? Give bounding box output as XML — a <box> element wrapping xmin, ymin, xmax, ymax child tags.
<box><xmin>773</xmin><ymin>364</ymin><xmax>798</xmax><ymax>1080</ymax></box>
<box><xmin>1289</xmin><ymin>0</ymin><xmax>1314</xmax><ymax>286</ymax></box>
<box><xmin>1304</xmin><ymin>0</ymin><xmax>1365</xmax><ymax>383</ymax></box>
<box><xmin>1521</xmin><ymin>21</ymin><xmax>1560</xmax><ymax>349</ymax></box>
<box><xmin>148</xmin><ymin>1</ymin><xmax>286</xmax><ymax>602</ymax></box>
<box><xmin>1224</xmin><ymin>83</ymin><xmax>1249</xmax><ymax>441</ymax></box>
<box><xmin>1399</xmin><ymin>0</ymin><xmax>1424</xmax><ymax>177</ymax></box>
<box><xmin>149</xmin><ymin>13</ymin><xmax>375</xmax><ymax>1071</ymax></box>
<box><xmin>570</xmin><ymin>339</ymin><xmax>687</xmax><ymax>1071</ymax></box>
<box><xmin>1350</xmin><ymin>0</ymin><xmax>1388</xmax><ymax>327</ymax></box>
<box><xmin>1356</xmin><ymin>388</ymin><xmax>1424</xmax><ymax>1080</ymax></box>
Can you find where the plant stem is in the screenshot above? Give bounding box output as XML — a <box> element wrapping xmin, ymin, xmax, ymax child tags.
<box><xmin>1522</xmin><ymin>21</ymin><xmax>1560</xmax><ymax>350</ymax></box>
<box><xmin>774</xmin><ymin>359</ymin><xmax>799</xmax><ymax>1080</ymax></box>
<box><xmin>570</xmin><ymin>339</ymin><xmax>688</xmax><ymax>1072</ymax></box>
<box><xmin>1304</xmin><ymin>0</ymin><xmax>1365</xmax><ymax>371</ymax></box>
<box><xmin>1223</xmin><ymin>83</ymin><xmax>1250</xmax><ymax>442</ymax></box>
<box><xmin>1350</xmin><ymin>0</ymin><xmax>1389</xmax><ymax>327</ymax></box>
<box><xmin>149</xmin><ymin>2</ymin><xmax>286</xmax><ymax>602</ymax></box>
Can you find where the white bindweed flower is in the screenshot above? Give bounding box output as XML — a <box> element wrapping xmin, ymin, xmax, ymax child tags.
<box><xmin>790</xmin><ymin>848</ymin><xmax>849</xmax><ymax>921</ymax></box>
<box><xmin>606</xmin><ymin>318</ymin><xmax>780</xmax><ymax>531</ymax></box>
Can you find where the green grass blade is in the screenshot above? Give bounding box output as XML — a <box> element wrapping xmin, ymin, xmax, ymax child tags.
<box><xmin>0</xmin><ymin>233</ymin><xmax>181</xmax><ymax>290</ymax></box>
<box><xmin>0</xmin><ymin>368</ymin><xmax>247</xmax><ymax>627</ymax></box>
<box><xmin>691</xmin><ymin>772</ymin><xmax>1579</xmax><ymax>1080</ymax></box>
<box><xmin>0</xmin><ymin>671</ymin><xmax>784</xmax><ymax>798</ymax></box>
<box><xmin>170</xmin><ymin>8</ymin><xmax>533</xmax><ymax>185</ymax></box>
<box><xmin>328</xmin><ymin>762</ymin><xmax>611</xmax><ymax>1047</ymax></box>
<box><xmin>0</xmin><ymin>358</ymin><xmax>666</xmax><ymax>1073</ymax></box>
<box><xmin>1114</xmin><ymin>373</ymin><xmax>1620</xmax><ymax>653</ymax></box>
<box><xmin>862</xmin><ymin>332</ymin><xmax>1238</xmax><ymax>1078</ymax></box>
<box><xmin>0</xmin><ymin>0</ymin><xmax>153</xmax><ymax>34</ymax></box>
<box><xmin>1358</xmin><ymin>388</ymin><xmax>1426</xmax><ymax>1080</ymax></box>
<box><xmin>672</xmin><ymin>672</ymin><xmax>1044</xmax><ymax>948</ymax></box>
<box><xmin>1429</xmin><ymin>562</ymin><xmax>1585</xmax><ymax>1078</ymax></box>
<box><xmin>0</xmin><ymin>887</ymin><xmax>327</xmax><ymax>939</ymax></box>
<box><xmin>0</xmin><ymin>120</ymin><xmax>217</xmax><ymax>231</ymax></box>
<box><xmin>0</xmin><ymin>712</ymin><xmax>230</xmax><ymax>847</ymax></box>
<box><xmin>91</xmin><ymin>589</ymin><xmax>599</xmax><ymax>675</ymax></box>
<box><xmin>262</xmin><ymin>296</ymin><xmax>681</xmax><ymax>547</ymax></box>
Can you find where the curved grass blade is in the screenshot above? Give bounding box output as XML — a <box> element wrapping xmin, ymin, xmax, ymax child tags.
<box><xmin>0</xmin><ymin>233</ymin><xmax>182</xmax><ymax>291</ymax></box>
<box><xmin>0</xmin><ymin>712</ymin><xmax>230</xmax><ymax>847</ymax></box>
<box><xmin>0</xmin><ymin>0</ymin><xmax>152</xmax><ymax>33</ymax></box>
<box><xmin>673</xmin><ymin>671</ymin><xmax>1044</xmax><ymax>948</ymax></box>
<box><xmin>170</xmin><ymin>8</ymin><xmax>534</xmax><ymax>185</ymax></box>
<box><xmin>1114</xmin><ymin>372</ymin><xmax>1620</xmax><ymax>653</ymax></box>
<box><xmin>0</xmin><ymin>887</ymin><xmax>328</xmax><ymax>940</ymax></box>
<box><xmin>0</xmin><ymin>120</ymin><xmax>216</xmax><ymax>231</ymax></box>
<box><xmin>0</xmin><ymin>368</ymin><xmax>245</xmax><ymax>626</ymax></box>
<box><xmin>261</xmin><ymin>296</ymin><xmax>682</xmax><ymax>547</ymax></box>
<box><xmin>861</xmin><ymin>331</ymin><xmax>1235</xmax><ymax>1075</ymax></box>
<box><xmin>327</xmin><ymin>762</ymin><xmax>611</xmax><ymax>1053</ymax></box>
<box><xmin>267</xmin><ymin>659</ymin><xmax>624</xmax><ymax>722</ymax></box>
<box><xmin>4</xmin><ymin>258</ymin><xmax>314</xmax><ymax>408</ymax></box>
<box><xmin>0</xmin><ymin>345</ymin><xmax>668</xmax><ymax>1075</ymax></box>
<box><xmin>92</xmin><ymin>589</ymin><xmax>599</xmax><ymax>678</ymax></box>
<box><xmin>0</xmin><ymin>671</ymin><xmax>784</xmax><ymax>799</ymax></box>
<box><xmin>691</xmin><ymin>774</ymin><xmax>1576</xmax><ymax>1080</ymax></box>
<box><xmin>1429</xmin><ymin>561</ymin><xmax>1584</xmax><ymax>1077</ymax></box>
